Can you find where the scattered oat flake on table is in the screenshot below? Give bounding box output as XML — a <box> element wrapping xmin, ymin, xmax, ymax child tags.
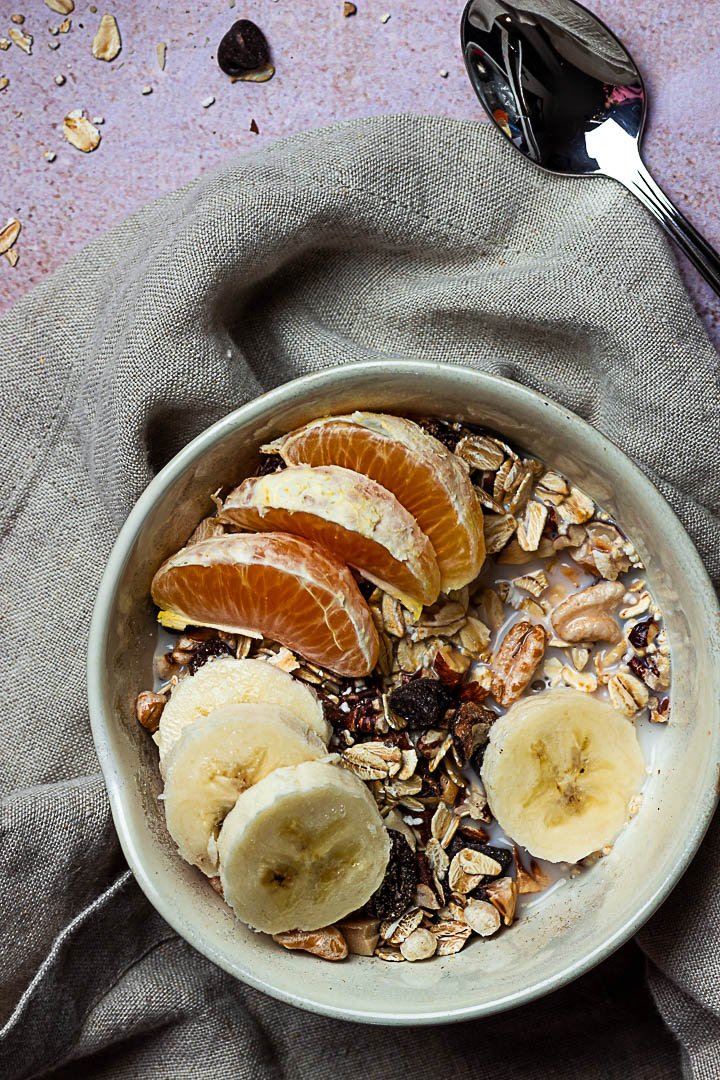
<box><xmin>62</xmin><ymin>109</ymin><xmax>101</xmax><ymax>152</ymax></box>
<box><xmin>343</xmin><ymin>2</ymin><xmax>357</xmax><ymax>14</ymax></box>
<box><xmin>380</xmin><ymin>12</ymin><xmax>391</xmax><ymax>22</ymax></box>
<box><xmin>439</xmin><ymin>68</ymin><xmax>448</xmax><ymax>77</ymax></box>
<box><xmin>156</xmin><ymin>41</ymin><xmax>166</xmax><ymax>69</ymax></box>
<box><xmin>0</xmin><ymin>219</ymin><xmax>21</xmax><ymax>255</ymax></box>
<box><xmin>0</xmin><ymin>77</ymin><xmax>8</xmax><ymax>90</ymax></box>
<box><xmin>5</xmin><ymin>248</ymin><xmax>19</xmax><ymax>266</ymax></box>
<box><xmin>44</xmin><ymin>149</ymin><xmax>56</xmax><ymax>161</ymax></box>
<box><xmin>44</xmin><ymin>0</ymin><xmax>74</xmax><ymax>13</ymax></box>
<box><xmin>92</xmin><ymin>13</ymin><xmax>120</xmax><ymax>60</ymax></box>
<box><xmin>59</xmin><ymin>18</ymin><xmax>71</xmax><ymax>32</ymax></box>
<box><xmin>9</xmin><ymin>26</ymin><xmax>32</xmax><ymax>53</ymax></box>
<box><xmin>10</xmin><ymin>15</ymin><xmax>24</xmax><ymax>25</ymax></box>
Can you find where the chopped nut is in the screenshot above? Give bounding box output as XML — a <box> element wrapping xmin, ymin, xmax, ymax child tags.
<box><xmin>273</xmin><ymin>926</ymin><xmax>348</xmax><ymax>960</ymax></box>
<box><xmin>59</xmin><ymin>17</ymin><xmax>71</xmax><ymax>32</ymax></box>
<box><xmin>62</xmin><ymin>109</ymin><xmax>101</xmax><ymax>152</ymax></box>
<box><xmin>135</xmin><ymin>690</ymin><xmax>166</xmax><ymax>732</ymax></box>
<box><xmin>491</xmin><ymin>621</ymin><xmax>546</xmax><ymax>706</ymax></box>
<box><xmin>556</xmin><ymin>486</ymin><xmax>595</xmax><ymax>524</ymax></box>
<box><xmin>463</xmin><ymin>899</ymin><xmax>501</xmax><ymax>937</ymax></box>
<box><xmin>608</xmin><ymin>671</ymin><xmax>649</xmax><ymax>715</ymax></box>
<box><xmin>455</xmin><ymin>785</ymin><xmax>491</xmax><ymax>822</ymax></box>
<box><xmin>649</xmin><ymin>697</ymin><xmax>670</xmax><ymax>723</ymax></box>
<box><xmin>92</xmin><ymin>13</ymin><xmax>121</xmax><ymax>60</ymax></box>
<box><xmin>570</xmin><ymin>646</ymin><xmax>590</xmax><ymax>671</ymax></box>
<box><xmin>569</xmin><ymin>522</ymin><xmax>630</xmax><ymax>580</ymax></box>
<box><xmin>513</xmin><ymin>845</ymin><xmax>551</xmax><ymax>894</ymax></box>
<box><xmin>338</xmin><ymin>916</ymin><xmax>379</xmax><ymax>956</ymax></box>
<box><xmin>561</xmin><ymin>665</ymin><xmax>598</xmax><ymax>693</ymax></box>
<box><xmin>400</xmin><ymin>927</ymin><xmax>438</xmax><ymax>961</ymax></box>
<box><xmin>343</xmin><ymin>1</ymin><xmax>357</xmax><ymax>14</ymax></box>
<box><xmin>9</xmin><ymin>25</ymin><xmax>32</xmax><ymax>54</ymax></box>
<box><xmin>550</xmin><ymin>580</ymin><xmax>625</xmax><ymax>643</ymax></box>
<box><xmin>620</xmin><ymin>591</ymin><xmax>651</xmax><ymax>620</ymax></box>
<box><xmin>0</xmin><ymin>218</ymin><xmax>20</xmax><ymax>254</ymax></box>
<box><xmin>516</xmin><ymin>500</ymin><xmax>548</xmax><ymax>552</ymax></box>
<box><xmin>483</xmin><ymin>876</ymin><xmax>518</xmax><ymax>925</ymax></box>
<box><xmin>5</xmin><ymin>248</ymin><xmax>18</xmax><ymax>266</ymax></box>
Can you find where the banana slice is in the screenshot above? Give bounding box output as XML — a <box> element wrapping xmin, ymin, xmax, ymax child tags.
<box><xmin>481</xmin><ymin>688</ymin><xmax>645</xmax><ymax>863</ymax></box>
<box><xmin>155</xmin><ymin>657</ymin><xmax>330</xmax><ymax>764</ymax></box>
<box><xmin>218</xmin><ymin>759</ymin><xmax>391</xmax><ymax>934</ymax></box>
<box><xmin>163</xmin><ymin>703</ymin><xmax>328</xmax><ymax>875</ymax></box>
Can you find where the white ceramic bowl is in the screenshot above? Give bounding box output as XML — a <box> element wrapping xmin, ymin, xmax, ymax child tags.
<box><xmin>88</xmin><ymin>360</ymin><xmax>720</xmax><ymax>1025</ymax></box>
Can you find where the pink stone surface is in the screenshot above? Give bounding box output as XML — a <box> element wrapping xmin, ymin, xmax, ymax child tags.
<box><xmin>1</xmin><ymin>1</ymin><xmax>719</xmax><ymax>345</ymax></box>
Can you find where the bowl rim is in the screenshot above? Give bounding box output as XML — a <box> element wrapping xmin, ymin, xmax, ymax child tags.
<box><xmin>87</xmin><ymin>359</ymin><xmax>720</xmax><ymax>1025</ymax></box>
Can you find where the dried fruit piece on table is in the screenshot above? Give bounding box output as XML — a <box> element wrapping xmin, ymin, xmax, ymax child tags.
<box><xmin>267</xmin><ymin>412</ymin><xmax>485</xmax><ymax>591</ymax></box>
<box><xmin>387</xmin><ymin>677</ymin><xmax>454</xmax><ymax>729</ymax></box>
<box><xmin>0</xmin><ymin>218</ymin><xmax>20</xmax><ymax>254</ymax></box>
<box><xmin>550</xmin><ymin>580</ymin><xmax>625</xmax><ymax>644</ymax></box>
<box><xmin>273</xmin><ymin>926</ymin><xmax>348</xmax><ymax>961</ymax></box>
<box><xmin>491</xmin><ymin>621</ymin><xmax>546</xmax><ymax>707</ymax></box>
<box><xmin>63</xmin><ymin>110</ymin><xmax>101</xmax><ymax>152</ymax></box>
<box><xmin>365</xmin><ymin>829</ymin><xmax>417</xmax><ymax>919</ymax></box>
<box><xmin>221</xmin><ymin>465</ymin><xmax>441</xmax><ymax>614</ymax></box>
<box><xmin>217</xmin><ymin>19</ymin><xmax>269</xmax><ymax>76</ymax></box>
<box><xmin>9</xmin><ymin>25</ymin><xmax>32</xmax><ymax>54</ymax></box>
<box><xmin>91</xmin><ymin>13</ymin><xmax>121</xmax><ymax>60</ymax></box>
<box><xmin>151</xmin><ymin>533</ymin><xmax>379</xmax><ymax>677</ymax></box>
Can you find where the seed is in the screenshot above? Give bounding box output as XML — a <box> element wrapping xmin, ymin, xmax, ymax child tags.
<box><xmin>400</xmin><ymin>928</ymin><xmax>437</xmax><ymax>961</ymax></box>
<box><xmin>463</xmin><ymin>900</ymin><xmax>501</xmax><ymax>937</ymax></box>
<box><xmin>217</xmin><ymin>19</ymin><xmax>269</xmax><ymax>76</ymax></box>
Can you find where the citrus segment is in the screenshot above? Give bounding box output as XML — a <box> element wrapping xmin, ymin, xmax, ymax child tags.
<box><xmin>267</xmin><ymin>412</ymin><xmax>485</xmax><ymax>591</ymax></box>
<box><xmin>150</xmin><ymin>533</ymin><xmax>379</xmax><ymax>677</ymax></box>
<box><xmin>221</xmin><ymin>465</ymin><xmax>440</xmax><ymax>613</ymax></box>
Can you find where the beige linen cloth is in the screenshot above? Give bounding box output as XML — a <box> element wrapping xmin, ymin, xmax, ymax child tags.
<box><xmin>1</xmin><ymin>115</ymin><xmax>719</xmax><ymax>1079</ymax></box>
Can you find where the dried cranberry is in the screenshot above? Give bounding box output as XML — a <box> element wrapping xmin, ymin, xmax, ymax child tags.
<box><xmin>187</xmin><ymin>638</ymin><xmax>233</xmax><ymax>674</ymax></box>
<box><xmin>365</xmin><ymin>831</ymin><xmax>417</xmax><ymax>919</ymax></box>
<box><xmin>628</xmin><ymin>618</ymin><xmax>654</xmax><ymax>650</ymax></box>
<box><xmin>217</xmin><ymin>19</ymin><xmax>269</xmax><ymax>76</ymax></box>
<box><xmin>387</xmin><ymin>678</ymin><xmax>453</xmax><ymax>729</ymax></box>
<box><xmin>543</xmin><ymin>506</ymin><xmax>559</xmax><ymax>539</ymax></box>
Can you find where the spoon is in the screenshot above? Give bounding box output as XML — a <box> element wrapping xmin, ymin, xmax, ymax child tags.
<box><xmin>461</xmin><ymin>0</ymin><xmax>720</xmax><ymax>296</ymax></box>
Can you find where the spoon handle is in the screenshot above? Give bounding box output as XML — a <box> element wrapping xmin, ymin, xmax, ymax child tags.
<box><xmin>613</xmin><ymin>152</ymin><xmax>720</xmax><ymax>297</ymax></box>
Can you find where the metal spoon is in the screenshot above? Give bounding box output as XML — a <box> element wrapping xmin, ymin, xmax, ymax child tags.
<box><xmin>461</xmin><ymin>0</ymin><xmax>720</xmax><ymax>295</ymax></box>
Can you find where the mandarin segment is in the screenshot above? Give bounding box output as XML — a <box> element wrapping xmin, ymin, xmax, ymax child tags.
<box><xmin>221</xmin><ymin>465</ymin><xmax>440</xmax><ymax>613</ymax></box>
<box><xmin>150</xmin><ymin>533</ymin><xmax>379</xmax><ymax>676</ymax></box>
<box><xmin>268</xmin><ymin>412</ymin><xmax>485</xmax><ymax>591</ymax></box>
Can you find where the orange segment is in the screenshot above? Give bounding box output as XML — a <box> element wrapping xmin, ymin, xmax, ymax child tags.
<box><xmin>150</xmin><ymin>533</ymin><xmax>379</xmax><ymax>677</ymax></box>
<box><xmin>267</xmin><ymin>413</ymin><xmax>485</xmax><ymax>592</ymax></box>
<box><xmin>221</xmin><ymin>465</ymin><xmax>440</xmax><ymax>613</ymax></box>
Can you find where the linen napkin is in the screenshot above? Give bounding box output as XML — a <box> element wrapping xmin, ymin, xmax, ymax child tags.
<box><xmin>2</xmin><ymin>114</ymin><xmax>719</xmax><ymax>1080</ymax></box>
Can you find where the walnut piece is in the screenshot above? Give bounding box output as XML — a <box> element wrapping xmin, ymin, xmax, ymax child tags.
<box><xmin>550</xmin><ymin>580</ymin><xmax>625</xmax><ymax>643</ymax></box>
<box><xmin>491</xmin><ymin>621</ymin><xmax>546</xmax><ymax>706</ymax></box>
<box><xmin>273</xmin><ymin>926</ymin><xmax>348</xmax><ymax>961</ymax></box>
<box><xmin>135</xmin><ymin>690</ymin><xmax>166</xmax><ymax>732</ymax></box>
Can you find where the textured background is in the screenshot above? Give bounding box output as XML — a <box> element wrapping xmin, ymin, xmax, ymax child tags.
<box><xmin>1</xmin><ymin>0</ymin><xmax>719</xmax><ymax>344</ymax></box>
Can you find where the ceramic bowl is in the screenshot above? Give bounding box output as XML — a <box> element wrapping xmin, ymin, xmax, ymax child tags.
<box><xmin>87</xmin><ymin>360</ymin><xmax>720</xmax><ymax>1024</ymax></box>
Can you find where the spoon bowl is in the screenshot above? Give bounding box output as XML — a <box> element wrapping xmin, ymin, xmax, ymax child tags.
<box><xmin>461</xmin><ymin>0</ymin><xmax>720</xmax><ymax>294</ymax></box>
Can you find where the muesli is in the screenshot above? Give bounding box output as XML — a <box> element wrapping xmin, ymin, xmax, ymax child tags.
<box><xmin>136</xmin><ymin>412</ymin><xmax>670</xmax><ymax>963</ymax></box>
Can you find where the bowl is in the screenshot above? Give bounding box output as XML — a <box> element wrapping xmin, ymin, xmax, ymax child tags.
<box><xmin>87</xmin><ymin>360</ymin><xmax>720</xmax><ymax>1025</ymax></box>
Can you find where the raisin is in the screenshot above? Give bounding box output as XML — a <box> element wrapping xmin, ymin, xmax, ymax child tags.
<box><xmin>387</xmin><ymin>678</ymin><xmax>454</xmax><ymax>729</ymax></box>
<box><xmin>365</xmin><ymin>831</ymin><xmax>417</xmax><ymax>919</ymax></box>
<box><xmin>187</xmin><ymin>638</ymin><xmax>233</xmax><ymax>675</ymax></box>
<box><xmin>217</xmin><ymin>19</ymin><xmax>269</xmax><ymax>76</ymax></box>
<box><xmin>451</xmin><ymin>701</ymin><xmax>495</xmax><ymax>762</ymax></box>
<box><xmin>628</xmin><ymin>617</ymin><xmax>653</xmax><ymax>649</ymax></box>
<box><xmin>254</xmin><ymin>452</ymin><xmax>285</xmax><ymax>477</ymax></box>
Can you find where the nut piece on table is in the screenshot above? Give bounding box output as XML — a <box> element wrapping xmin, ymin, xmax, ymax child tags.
<box><xmin>135</xmin><ymin>690</ymin><xmax>166</xmax><ymax>732</ymax></box>
<box><xmin>337</xmin><ymin>916</ymin><xmax>380</xmax><ymax>956</ymax></box>
<box><xmin>491</xmin><ymin>621</ymin><xmax>546</xmax><ymax>706</ymax></box>
<box><xmin>273</xmin><ymin>926</ymin><xmax>348</xmax><ymax>961</ymax></box>
<box><xmin>550</xmin><ymin>580</ymin><xmax>625</xmax><ymax>644</ymax></box>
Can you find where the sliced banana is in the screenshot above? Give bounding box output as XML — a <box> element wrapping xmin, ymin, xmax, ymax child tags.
<box><xmin>481</xmin><ymin>688</ymin><xmax>645</xmax><ymax>863</ymax></box>
<box><xmin>163</xmin><ymin>703</ymin><xmax>328</xmax><ymax>875</ymax></box>
<box><xmin>155</xmin><ymin>656</ymin><xmax>330</xmax><ymax>764</ymax></box>
<box><xmin>218</xmin><ymin>759</ymin><xmax>391</xmax><ymax>934</ymax></box>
